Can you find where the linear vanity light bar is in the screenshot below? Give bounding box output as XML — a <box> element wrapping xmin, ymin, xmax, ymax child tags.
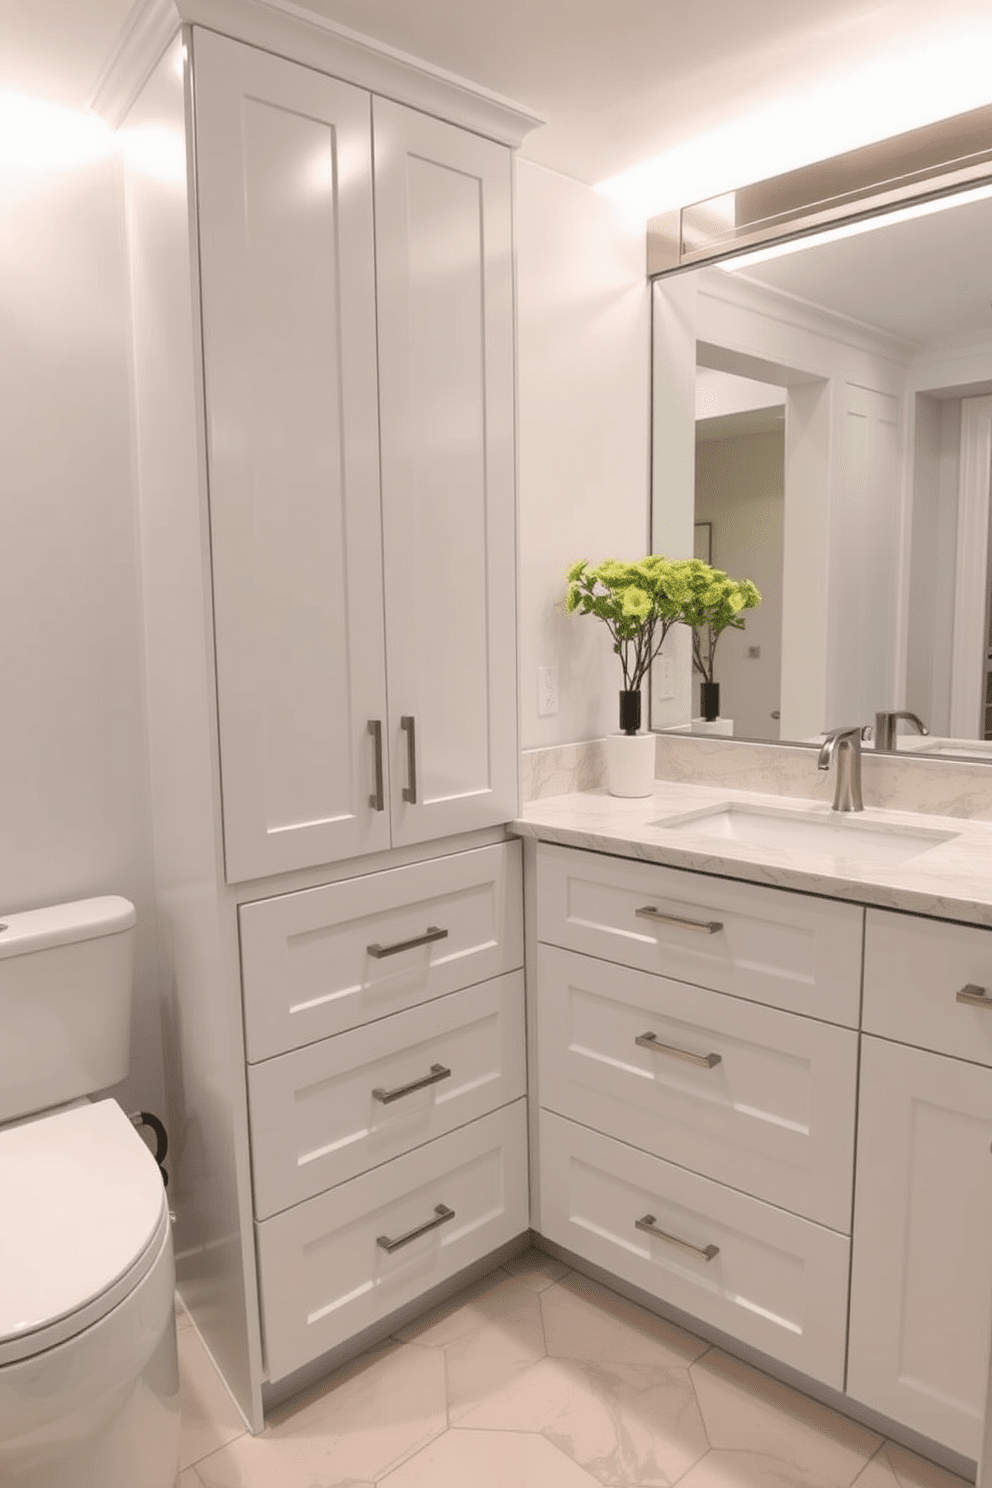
<box><xmin>646</xmin><ymin>99</ymin><xmax>992</xmax><ymax>277</ymax></box>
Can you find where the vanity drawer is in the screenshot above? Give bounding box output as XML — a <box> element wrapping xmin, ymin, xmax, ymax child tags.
<box><xmin>863</xmin><ymin>908</ymin><xmax>992</xmax><ymax>1065</ymax></box>
<box><xmin>537</xmin><ymin>945</ymin><xmax>857</xmax><ymax>1232</ymax></box>
<box><xmin>536</xmin><ymin>843</ymin><xmax>863</xmax><ymax>1025</ymax></box>
<box><xmin>256</xmin><ymin>1099</ymin><xmax>529</xmax><ymax>1381</ymax></box>
<box><xmin>248</xmin><ymin>972</ymin><xmax>526</xmax><ymax>1217</ymax></box>
<box><xmin>240</xmin><ymin>841</ymin><xmax>523</xmax><ymax>1061</ymax></box>
<box><xmin>540</xmin><ymin>1110</ymin><xmax>849</xmax><ymax>1390</ymax></box>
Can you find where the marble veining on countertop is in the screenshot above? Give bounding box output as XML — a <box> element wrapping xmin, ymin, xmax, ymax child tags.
<box><xmin>511</xmin><ymin>780</ymin><xmax>992</xmax><ymax>926</ymax></box>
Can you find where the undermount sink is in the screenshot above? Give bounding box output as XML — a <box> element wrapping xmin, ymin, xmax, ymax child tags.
<box><xmin>649</xmin><ymin>802</ymin><xmax>959</xmax><ymax>866</ymax></box>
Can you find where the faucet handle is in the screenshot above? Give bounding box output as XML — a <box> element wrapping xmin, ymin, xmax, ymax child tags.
<box><xmin>874</xmin><ymin>710</ymin><xmax>929</xmax><ymax>750</ymax></box>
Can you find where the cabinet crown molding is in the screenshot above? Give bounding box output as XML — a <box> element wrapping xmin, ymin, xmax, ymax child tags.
<box><xmin>90</xmin><ymin>0</ymin><xmax>545</xmax><ymax>143</ymax></box>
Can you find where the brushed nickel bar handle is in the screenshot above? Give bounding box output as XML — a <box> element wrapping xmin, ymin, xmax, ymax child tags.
<box><xmin>372</xmin><ymin>1063</ymin><xmax>452</xmax><ymax>1105</ymax></box>
<box><xmin>957</xmin><ymin>983</ymin><xmax>992</xmax><ymax>1009</ymax></box>
<box><xmin>635</xmin><ymin>1031</ymin><xmax>722</xmax><ymax>1069</ymax></box>
<box><xmin>377</xmin><ymin>1203</ymin><xmax>455</xmax><ymax>1254</ymax></box>
<box><xmin>368</xmin><ymin>720</ymin><xmax>385</xmax><ymax>811</ymax></box>
<box><xmin>635</xmin><ymin>1213</ymin><xmax>719</xmax><ymax>1262</ymax></box>
<box><xmin>636</xmin><ymin>905</ymin><xmax>723</xmax><ymax>935</ymax></box>
<box><xmin>400</xmin><ymin>715</ymin><xmax>418</xmax><ymax>803</ymax></box>
<box><xmin>367</xmin><ymin>925</ymin><xmax>448</xmax><ymax>959</ymax></box>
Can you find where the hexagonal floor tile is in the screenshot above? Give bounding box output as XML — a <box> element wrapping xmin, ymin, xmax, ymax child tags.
<box><xmin>688</xmin><ymin>1350</ymin><xmax>882</xmax><ymax>1488</ymax></box>
<box><xmin>541</xmin><ymin>1271</ymin><xmax>708</xmax><ymax>1369</ymax></box>
<box><xmin>397</xmin><ymin>1272</ymin><xmax>548</xmax><ymax>1416</ymax></box>
<box><xmin>379</xmin><ymin>1428</ymin><xmax>605</xmax><ymax>1488</ymax></box>
<box><xmin>193</xmin><ymin>1339</ymin><xmax>446</xmax><ymax>1486</ymax></box>
<box><xmin>456</xmin><ymin>1352</ymin><xmax>710</xmax><ymax>1485</ymax></box>
<box><xmin>853</xmin><ymin>1442</ymin><xmax>973</xmax><ymax>1488</ymax></box>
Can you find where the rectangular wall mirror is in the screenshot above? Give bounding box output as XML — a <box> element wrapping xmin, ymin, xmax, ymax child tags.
<box><xmin>650</xmin><ymin>182</ymin><xmax>992</xmax><ymax>760</ymax></box>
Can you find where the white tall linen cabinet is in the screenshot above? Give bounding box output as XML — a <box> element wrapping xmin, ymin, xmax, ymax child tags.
<box><xmin>122</xmin><ymin>16</ymin><xmax>536</xmax><ymax>1428</ymax></box>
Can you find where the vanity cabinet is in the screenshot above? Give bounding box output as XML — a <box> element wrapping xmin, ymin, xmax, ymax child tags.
<box><xmin>194</xmin><ymin>29</ymin><xmax>517</xmax><ymax>885</ymax></box>
<box><xmin>531</xmin><ymin>841</ymin><xmax>992</xmax><ymax>1461</ymax></box>
<box><xmin>534</xmin><ymin>842</ymin><xmax>863</xmax><ymax>1388</ymax></box>
<box><xmin>846</xmin><ymin>908</ymin><xmax>992</xmax><ymax>1460</ymax></box>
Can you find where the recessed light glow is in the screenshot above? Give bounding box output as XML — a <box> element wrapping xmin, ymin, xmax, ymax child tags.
<box><xmin>596</xmin><ymin>29</ymin><xmax>992</xmax><ymax>221</ymax></box>
<box><xmin>717</xmin><ymin>181</ymin><xmax>992</xmax><ymax>270</ymax></box>
<box><xmin>0</xmin><ymin>92</ymin><xmax>111</xmax><ymax>172</ymax></box>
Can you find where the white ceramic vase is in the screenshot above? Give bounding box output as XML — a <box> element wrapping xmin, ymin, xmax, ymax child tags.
<box><xmin>605</xmin><ymin>731</ymin><xmax>656</xmax><ymax>797</ymax></box>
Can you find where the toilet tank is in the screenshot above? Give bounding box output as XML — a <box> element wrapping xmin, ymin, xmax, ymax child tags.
<box><xmin>0</xmin><ymin>897</ymin><xmax>137</xmax><ymax>1123</ymax></box>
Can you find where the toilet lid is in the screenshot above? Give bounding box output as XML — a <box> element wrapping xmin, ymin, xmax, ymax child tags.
<box><xmin>0</xmin><ymin>1099</ymin><xmax>167</xmax><ymax>1364</ymax></box>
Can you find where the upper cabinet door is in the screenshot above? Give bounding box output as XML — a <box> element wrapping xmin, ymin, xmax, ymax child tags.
<box><xmin>193</xmin><ymin>31</ymin><xmax>390</xmax><ymax>882</ymax></box>
<box><xmin>373</xmin><ymin>99</ymin><xmax>519</xmax><ymax>847</ymax></box>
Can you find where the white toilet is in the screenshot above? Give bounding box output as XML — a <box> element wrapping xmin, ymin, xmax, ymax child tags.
<box><xmin>0</xmin><ymin>897</ymin><xmax>180</xmax><ymax>1488</ymax></box>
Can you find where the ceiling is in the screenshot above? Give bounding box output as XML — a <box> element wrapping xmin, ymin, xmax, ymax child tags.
<box><xmin>5</xmin><ymin>0</ymin><xmax>992</xmax><ymax>194</ymax></box>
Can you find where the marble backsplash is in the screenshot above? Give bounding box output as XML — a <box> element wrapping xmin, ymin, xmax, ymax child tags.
<box><xmin>521</xmin><ymin>733</ymin><xmax>992</xmax><ymax>820</ymax></box>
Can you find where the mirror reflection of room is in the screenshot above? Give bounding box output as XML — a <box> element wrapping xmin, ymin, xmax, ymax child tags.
<box><xmin>695</xmin><ymin>367</ymin><xmax>785</xmax><ymax>741</ymax></box>
<box><xmin>653</xmin><ymin>186</ymin><xmax>992</xmax><ymax>757</ymax></box>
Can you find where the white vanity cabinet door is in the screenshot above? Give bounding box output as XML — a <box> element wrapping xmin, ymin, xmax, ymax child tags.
<box><xmin>847</xmin><ymin>1035</ymin><xmax>992</xmax><ymax>1460</ymax></box>
<box><xmin>864</xmin><ymin>908</ymin><xmax>992</xmax><ymax>1067</ymax></box>
<box><xmin>536</xmin><ymin>844</ymin><xmax>864</xmax><ymax>1025</ymax></box>
<box><xmin>538</xmin><ymin>944</ymin><xmax>858</xmax><ymax>1232</ymax></box>
<box><xmin>374</xmin><ymin>99</ymin><xmax>518</xmax><ymax>846</ymax></box>
<box><xmin>541</xmin><ymin>1111</ymin><xmax>850</xmax><ymax>1390</ymax></box>
<box><xmin>193</xmin><ymin>31</ymin><xmax>391</xmax><ymax>882</ymax></box>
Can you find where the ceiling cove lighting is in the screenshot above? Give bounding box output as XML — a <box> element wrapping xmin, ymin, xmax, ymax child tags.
<box><xmin>717</xmin><ymin>181</ymin><xmax>992</xmax><ymax>271</ymax></box>
<box><xmin>597</xmin><ymin>27</ymin><xmax>992</xmax><ymax>222</ymax></box>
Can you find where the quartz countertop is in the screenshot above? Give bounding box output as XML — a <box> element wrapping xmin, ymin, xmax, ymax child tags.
<box><xmin>511</xmin><ymin>780</ymin><xmax>992</xmax><ymax>927</ymax></box>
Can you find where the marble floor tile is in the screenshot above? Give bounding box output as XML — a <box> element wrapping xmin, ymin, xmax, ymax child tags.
<box><xmin>175</xmin><ymin>1293</ymin><xmax>194</xmax><ymax>1332</ymax></box>
<box><xmin>192</xmin><ymin>1432</ymin><xmax>376</xmax><ymax>1488</ymax></box>
<box><xmin>541</xmin><ymin>1271</ymin><xmax>709</xmax><ymax>1368</ymax></box>
<box><xmin>378</xmin><ymin>1427</ymin><xmax>606</xmax><ymax>1488</ymax></box>
<box><xmin>501</xmin><ymin>1246</ymin><xmax>571</xmax><ymax>1292</ymax></box>
<box><xmin>853</xmin><ymin>1442</ymin><xmax>973</xmax><ymax>1488</ymax></box>
<box><xmin>257</xmin><ymin>1339</ymin><xmax>446</xmax><ymax>1482</ymax></box>
<box><xmin>179</xmin><ymin>1471</ymin><xmax>203</xmax><ymax>1487</ymax></box>
<box><xmin>689</xmin><ymin>1350</ymin><xmax>883</xmax><ymax>1488</ymax></box>
<box><xmin>456</xmin><ymin>1352</ymin><xmax>710</xmax><ymax>1486</ymax></box>
<box><xmin>396</xmin><ymin>1272</ymin><xmax>547</xmax><ymax>1417</ymax></box>
<box><xmin>178</xmin><ymin>1325</ymin><xmax>248</xmax><ymax>1471</ymax></box>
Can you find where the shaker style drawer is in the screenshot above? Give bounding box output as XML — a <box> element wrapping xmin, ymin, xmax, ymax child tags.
<box><xmin>536</xmin><ymin>844</ymin><xmax>863</xmax><ymax>1026</ymax></box>
<box><xmin>863</xmin><ymin>908</ymin><xmax>992</xmax><ymax>1065</ymax></box>
<box><xmin>540</xmin><ymin>1111</ymin><xmax>850</xmax><ymax>1391</ymax></box>
<box><xmin>256</xmin><ymin>1100</ymin><xmax>529</xmax><ymax>1381</ymax></box>
<box><xmin>240</xmin><ymin>841</ymin><xmax>523</xmax><ymax>1060</ymax></box>
<box><xmin>537</xmin><ymin>945</ymin><xmax>857</xmax><ymax>1232</ymax></box>
<box><xmin>248</xmin><ymin>971</ymin><xmax>526</xmax><ymax>1217</ymax></box>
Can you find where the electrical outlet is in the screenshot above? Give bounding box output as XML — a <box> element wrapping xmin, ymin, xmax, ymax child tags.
<box><xmin>656</xmin><ymin>655</ymin><xmax>675</xmax><ymax>701</ymax></box>
<box><xmin>747</xmin><ymin>645</ymin><xmax>761</xmax><ymax>660</ymax></box>
<box><xmin>538</xmin><ymin>666</ymin><xmax>559</xmax><ymax>716</ymax></box>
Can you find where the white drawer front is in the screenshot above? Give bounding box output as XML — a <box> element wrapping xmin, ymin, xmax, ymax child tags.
<box><xmin>240</xmin><ymin>841</ymin><xmax>523</xmax><ymax>1060</ymax></box>
<box><xmin>864</xmin><ymin>907</ymin><xmax>992</xmax><ymax>1065</ymax></box>
<box><xmin>256</xmin><ymin>1100</ymin><xmax>529</xmax><ymax>1382</ymax></box>
<box><xmin>540</xmin><ymin>1111</ymin><xmax>849</xmax><ymax>1390</ymax></box>
<box><xmin>249</xmin><ymin>972</ymin><xmax>526</xmax><ymax>1217</ymax></box>
<box><xmin>538</xmin><ymin>945</ymin><xmax>857</xmax><ymax>1232</ymax></box>
<box><xmin>536</xmin><ymin>844</ymin><xmax>863</xmax><ymax>1025</ymax></box>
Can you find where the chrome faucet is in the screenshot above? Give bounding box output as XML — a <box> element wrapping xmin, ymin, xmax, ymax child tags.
<box><xmin>818</xmin><ymin>725</ymin><xmax>864</xmax><ymax>812</ymax></box>
<box><xmin>873</xmin><ymin>710</ymin><xmax>929</xmax><ymax>751</ymax></box>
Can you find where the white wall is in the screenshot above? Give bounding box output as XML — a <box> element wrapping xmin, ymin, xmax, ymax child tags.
<box><xmin>0</xmin><ymin>112</ymin><xmax>164</xmax><ymax>1121</ymax></box>
<box><xmin>515</xmin><ymin>161</ymin><xmax>650</xmax><ymax>748</ymax></box>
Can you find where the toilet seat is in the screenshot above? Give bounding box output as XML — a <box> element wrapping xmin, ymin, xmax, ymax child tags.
<box><xmin>0</xmin><ymin>1099</ymin><xmax>167</xmax><ymax>1366</ymax></box>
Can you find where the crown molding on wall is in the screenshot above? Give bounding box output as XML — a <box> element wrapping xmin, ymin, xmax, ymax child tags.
<box><xmin>90</xmin><ymin>0</ymin><xmax>545</xmax><ymax>145</ymax></box>
<box><xmin>89</xmin><ymin>0</ymin><xmax>182</xmax><ymax>126</ymax></box>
